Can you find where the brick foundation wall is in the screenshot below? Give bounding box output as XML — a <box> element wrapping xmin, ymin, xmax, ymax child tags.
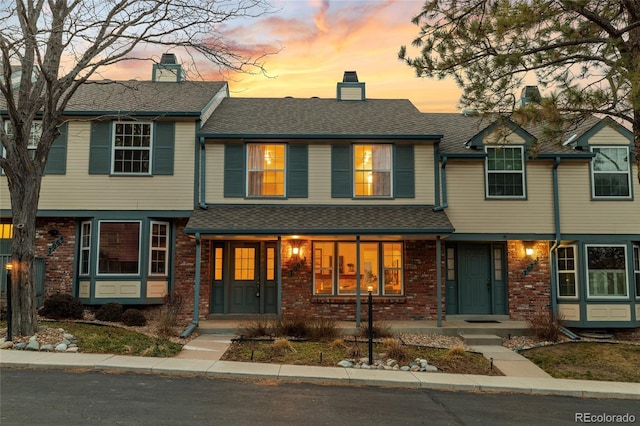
<box><xmin>281</xmin><ymin>240</ymin><xmax>445</xmax><ymax>321</ymax></box>
<box><xmin>507</xmin><ymin>240</ymin><xmax>552</xmax><ymax>321</ymax></box>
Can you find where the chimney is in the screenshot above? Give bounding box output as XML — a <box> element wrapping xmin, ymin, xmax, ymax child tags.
<box><xmin>337</xmin><ymin>71</ymin><xmax>365</xmax><ymax>101</ymax></box>
<box><xmin>152</xmin><ymin>53</ymin><xmax>184</xmax><ymax>82</ymax></box>
<box><xmin>520</xmin><ymin>85</ymin><xmax>541</xmax><ymax>106</ymax></box>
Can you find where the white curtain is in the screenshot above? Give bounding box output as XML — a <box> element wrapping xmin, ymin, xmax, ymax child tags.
<box><xmin>372</xmin><ymin>145</ymin><xmax>391</xmax><ymax>195</ymax></box>
<box><xmin>248</xmin><ymin>145</ymin><xmax>265</xmax><ymax>196</ymax></box>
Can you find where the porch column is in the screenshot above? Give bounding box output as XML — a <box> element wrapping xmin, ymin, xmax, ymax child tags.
<box><xmin>436</xmin><ymin>235</ymin><xmax>442</xmax><ymax>327</ymax></box>
<box><xmin>356</xmin><ymin>235</ymin><xmax>361</xmax><ymax>327</ymax></box>
<box><xmin>277</xmin><ymin>236</ymin><xmax>282</xmax><ymax>316</ymax></box>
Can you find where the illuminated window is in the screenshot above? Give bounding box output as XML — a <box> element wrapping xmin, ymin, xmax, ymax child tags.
<box><xmin>214</xmin><ymin>247</ymin><xmax>223</xmax><ymax>281</ymax></box>
<box><xmin>267</xmin><ymin>247</ymin><xmax>275</xmax><ymax>280</ymax></box>
<box><xmin>313</xmin><ymin>241</ymin><xmax>403</xmax><ymax>296</ymax></box>
<box><xmin>354</xmin><ymin>145</ymin><xmax>391</xmax><ymax>197</ymax></box>
<box><xmin>247</xmin><ymin>144</ymin><xmax>285</xmax><ymax>196</ymax></box>
<box><xmin>112</xmin><ymin>122</ymin><xmax>152</xmax><ymax>174</ymax></box>
<box><xmin>0</xmin><ymin>224</ymin><xmax>13</xmax><ymax>239</ymax></box>
<box><xmin>149</xmin><ymin>221</ymin><xmax>169</xmax><ymax>275</ymax></box>
<box><xmin>382</xmin><ymin>243</ymin><xmax>402</xmax><ymax>295</ymax></box>
<box><xmin>234</xmin><ymin>247</ymin><xmax>255</xmax><ymax>280</ymax></box>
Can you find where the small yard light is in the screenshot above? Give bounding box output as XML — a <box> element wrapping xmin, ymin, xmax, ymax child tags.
<box><xmin>5</xmin><ymin>262</ymin><xmax>13</xmax><ymax>341</ymax></box>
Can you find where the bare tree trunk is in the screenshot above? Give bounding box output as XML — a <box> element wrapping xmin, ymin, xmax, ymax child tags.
<box><xmin>8</xmin><ymin>167</ymin><xmax>41</xmax><ymax>337</ymax></box>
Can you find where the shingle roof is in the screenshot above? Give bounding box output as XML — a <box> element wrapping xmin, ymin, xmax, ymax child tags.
<box><xmin>1</xmin><ymin>80</ymin><xmax>227</xmax><ymax>116</ymax></box>
<box><xmin>429</xmin><ymin>112</ymin><xmax>602</xmax><ymax>155</ymax></box>
<box><xmin>199</xmin><ymin>97</ymin><xmax>442</xmax><ymax>139</ymax></box>
<box><xmin>185</xmin><ymin>204</ymin><xmax>454</xmax><ymax>235</ymax></box>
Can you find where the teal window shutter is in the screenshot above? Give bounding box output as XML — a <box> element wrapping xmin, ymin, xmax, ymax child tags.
<box><xmin>331</xmin><ymin>145</ymin><xmax>352</xmax><ymax>198</ymax></box>
<box><xmin>89</xmin><ymin>121</ymin><xmax>111</xmax><ymax>174</ymax></box>
<box><xmin>44</xmin><ymin>122</ymin><xmax>67</xmax><ymax>175</ymax></box>
<box><xmin>394</xmin><ymin>144</ymin><xmax>415</xmax><ymax>198</ymax></box>
<box><xmin>287</xmin><ymin>144</ymin><xmax>308</xmax><ymax>198</ymax></box>
<box><xmin>224</xmin><ymin>144</ymin><xmax>245</xmax><ymax>197</ymax></box>
<box><xmin>153</xmin><ymin>122</ymin><xmax>175</xmax><ymax>175</ymax></box>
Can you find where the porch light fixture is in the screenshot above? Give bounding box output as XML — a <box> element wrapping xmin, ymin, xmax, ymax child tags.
<box><xmin>290</xmin><ymin>238</ymin><xmax>301</xmax><ymax>258</ymax></box>
<box><xmin>524</xmin><ymin>241</ymin><xmax>535</xmax><ymax>257</ymax></box>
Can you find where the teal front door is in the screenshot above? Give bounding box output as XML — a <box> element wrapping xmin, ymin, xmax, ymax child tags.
<box><xmin>229</xmin><ymin>243</ymin><xmax>260</xmax><ymax>313</ymax></box>
<box><xmin>459</xmin><ymin>244</ymin><xmax>492</xmax><ymax>314</ymax></box>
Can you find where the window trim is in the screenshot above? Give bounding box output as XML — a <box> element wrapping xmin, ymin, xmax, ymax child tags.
<box><xmin>353</xmin><ymin>144</ymin><xmax>393</xmax><ymax>198</ymax></box>
<box><xmin>556</xmin><ymin>245</ymin><xmax>578</xmax><ymax>299</ymax></box>
<box><xmin>148</xmin><ymin>220</ymin><xmax>169</xmax><ymax>276</ymax></box>
<box><xmin>111</xmin><ymin>121</ymin><xmax>153</xmax><ymax>176</ymax></box>
<box><xmin>585</xmin><ymin>244</ymin><xmax>629</xmax><ymax>300</ymax></box>
<box><xmin>590</xmin><ymin>146</ymin><xmax>632</xmax><ymax>199</ymax></box>
<box><xmin>634</xmin><ymin>245</ymin><xmax>640</xmax><ymax>299</ymax></box>
<box><xmin>245</xmin><ymin>143</ymin><xmax>286</xmax><ymax>198</ymax></box>
<box><xmin>79</xmin><ymin>220</ymin><xmax>92</xmax><ymax>276</ymax></box>
<box><xmin>485</xmin><ymin>145</ymin><xmax>526</xmax><ymax>199</ymax></box>
<box><xmin>96</xmin><ymin>220</ymin><xmax>142</xmax><ymax>276</ymax></box>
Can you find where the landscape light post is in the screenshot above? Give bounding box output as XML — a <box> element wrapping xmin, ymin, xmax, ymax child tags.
<box><xmin>367</xmin><ymin>285</ymin><xmax>373</xmax><ymax>366</ymax></box>
<box><xmin>5</xmin><ymin>263</ymin><xmax>12</xmax><ymax>341</ymax></box>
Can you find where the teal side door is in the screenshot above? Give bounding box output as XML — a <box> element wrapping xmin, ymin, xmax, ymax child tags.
<box><xmin>459</xmin><ymin>244</ymin><xmax>492</xmax><ymax>314</ymax></box>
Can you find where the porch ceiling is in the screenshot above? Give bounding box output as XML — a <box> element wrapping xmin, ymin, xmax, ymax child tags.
<box><xmin>185</xmin><ymin>204</ymin><xmax>454</xmax><ymax>237</ymax></box>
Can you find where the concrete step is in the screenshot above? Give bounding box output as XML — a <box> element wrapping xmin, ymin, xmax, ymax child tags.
<box><xmin>462</xmin><ymin>334</ymin><xmax>503</xmax><ymax>346</ymax></box>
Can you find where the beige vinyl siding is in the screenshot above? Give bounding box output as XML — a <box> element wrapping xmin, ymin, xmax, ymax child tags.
<box><xmin>559</xmin><ymin>162</ymin><xmax>639</xmax><ymax>234</ymax></box>
<box><xmin>205</xmin><ymin>143</ymin><xmax>435</xmax><ymax>204</ymax></box>
<box><xmin>1</xmin><ymin>121</ymin><xmax>196</xmax><ymax>211</ymax></box>
<box><xmin>586</xmin><ymin>304</ymin><xmax>631</xmax><ymax>321</ymax></box>
<box><xmin>588</xmin><ymin>125</ymin><xmax>632</xmax><ymax>145</ymax></box>
<box><xmin>339</xmin><ymin>86</ymin><xmax>364</xmax><ymax>101</ymax></box>
<box><xmin>445</xmin><ymin>160</ymin><xmax>554</xmax><ymax>234</ymax></box>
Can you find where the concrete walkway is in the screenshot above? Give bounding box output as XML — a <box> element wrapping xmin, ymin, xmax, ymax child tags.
<box><xmin>2</xmin><ymin>334</ymin><xmax>638</xmax><ymax>400</ymax></box>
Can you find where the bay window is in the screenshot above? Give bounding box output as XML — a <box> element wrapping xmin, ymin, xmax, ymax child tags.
<box><xmin>586</xmin><ymin>245</ymin><xmax>628</xmax><ymax>298</ymax></box>
<box><xmin>98</xmin><ymin>221</ymin><xmax>141</xmax><ymax>275</ymax></box>
<box><xmin>149</xmin><ymin>221</ymin><xmax>169</xmax><ymax>275</ymax></box>
<box><xmin>556</xmin><ymin>246</ymin><xmax>577</xmax><ymax>298</ymax></box>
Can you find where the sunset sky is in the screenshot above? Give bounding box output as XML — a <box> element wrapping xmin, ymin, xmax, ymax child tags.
<box><xmin>106</xmin><ymin>0</ymin><xmax>463</xmax><ymax>113</ymax></box>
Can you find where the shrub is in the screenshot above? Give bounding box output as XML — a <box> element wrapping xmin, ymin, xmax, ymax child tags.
<box><xmin>446</xmin><ymin>345</ymin><xmax>467</xmax><ymax>358</ymax></box>
<box><xmin>238</xmin><ymin>317</ymin><xmax>275</xmax><ymax>338</ymax></box>
<box><xmin>277</xmin><ymin>314</ymin><xmax>311</xmax><ymax>338</ymax></box>
<box><xmin>381</xmin><ymin>338</ymin><xmax>410</xmax><ymax>363</ymax></box>
<box><xmin>156</xmin><ymin>292</ymin><xmax>184</xmax><ymax>337</ymax></box>
<box><xmin>95</xmin><ymin>302</ymin><xmax>123</xmax><ymax>322</ymax></box>
<box><xmin>309</xmin><ymin>317</ymin><xmax>339</xmax><ymax>341</ymax></box>
<box><xmin>527</xmin><ymin>311</ymin><xmax>565</xmax><ymax>342</ymax></box>
<box><xmin>272</xmin><ymin>338</ymin><xmax>296</xmax><ymax>354</ymax></box>
<box><xmin>359</xmin><ymin>321</ymin><xmax>393</xmax><ymax>339</ymax></box>
<box><xmin>39</xmin><ymin>293</ymin><xmax>84</xmax><ymax>320</ymax></box>
<box><xmin>122</xmin><ymin>308</ymin><xmax>147</xmax><ymax>326</ymax></box>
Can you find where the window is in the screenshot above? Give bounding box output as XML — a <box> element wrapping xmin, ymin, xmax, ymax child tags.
<box><xmin>586</xmin><ymin>245</ymin><xmax>628</xmax><ymax>298</ymax></box>
<box><xmin>149</xmin><ymin>221</ymin><xmax>169</xmax><ymax>275</ymax></box>
<box><xmin>98</xmin><ymin>222</ymin><xmax>141</xmax><ymax>275</ymax></box>
<box><xmin>493</xmin><ymin>247</ymin><xmax>503</xmax><ymax>281</ymax></box>
<box><xmin>446</xmin><ymin>247</ymin><xmax>455</xmax><ymax>281</ymax></box>
<box><xmin>591</xmin><ymin>147</ymin><xmax>631</xmax><ymax>198</ymax></box>
<box><xmin>214</xmin><ymin>247</ymin><xmax>223</xmax><ymax>281</ymax></box>
<box><xmin>313</xmin><ymin>242</ymin><xmax>403</xmax><ymax>296</ymax></box>
<box><xmin>267</xmin><ymin>247</ymin><xmax>275</xmax><ymax>281</ymax></box>
<box><xmin>4</xmin><ymin>121</ymin><xmax>42</xmax><ymax>159</ymax></box>
<box><xmin>234</xmin><ymin>247</ymin><xmax>255</xmax><ymax>280</ymax></box>
<box><xmin>634</xmin><ymin>245</ymin><xmax>640</xmax><ymax>298</ymax></box>
<box><xmin>486</xmin><ymin>146</ymin><xmax>525</xmax><ymax>198</ymax></box>
<box><xmin>354</xmin><ymin>144</ymin><xmax>392</xmax><ymax>197</ymax></box>
<box><xmin>113</xmin><ymin>122</ymin><xmax>152</xmax><ymax>174</ymax></box>
<box><xmin>79</xmin><ymin>221</ymin><xmax>91</xmax><ymax>275</ymax></box>
<box><xmin>247</xmin><ymin>144</ymin><xmax>285</xmax><ymax>196</ymax></box>
<box><xmin>556</xmin><ymin>246</ymin><xmax>577</xmax><ymax>298</ymax></box>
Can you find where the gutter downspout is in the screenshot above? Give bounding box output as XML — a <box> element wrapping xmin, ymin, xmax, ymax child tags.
<box><xmin>549</xmin><ymin>157</ymin><xmax>561</xmax><ymax>317</ymax></box>
<box><xmin>199</xmin><ymin>137</ymin><xmax>208</xmax><ymax>209</ymax></box>
<box><xmin>180</xmin><ymin>232</ymin><xmax>201</xmax><ymax>338</ymax></box>
<box><xmin>433</xmin><ymin>156</ymin><xmax>448</xmax><ymax>212</ymax></box>
<box><xmin>436</xmin><ymin>235</ymin><xmax>443</xmax><ymax>327</ymax></box>
<box><xmin>356</xmin><ymin>235</ymin><xmax>361</xmax><ymax>328</ymax></box>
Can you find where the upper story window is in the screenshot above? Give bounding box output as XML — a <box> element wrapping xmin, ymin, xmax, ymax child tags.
<box><xmin>586</xmin><ymin>245</ymin><xmax>628</xmax><ymax>298</ymax></box>
<box><xmin>247</xmin><ymin>144</ymin><xmax>285</xmax><ymax>197</ymax></box>
<box><xmin>354</xmin><ymin>144</ymin><xmax>392</xmax><ymax>197</ymax></box>
<box><xmin>591</xmin><ymin>147</ymin><xmax>631</xmax><ymax>198</ymax></box>
<box><xmin>485</xmin><ymin>146</ymin><xmax>525</xmax><ymax>198</ymax></box>
<box><xmin>112</xmin><ymin>122</ymin><xmax>152</xmax><ymax>174</ymax></box>
<box><xmin>4</xmin><ymin>121</ymin><xmax>41</xmax><ymax>159</ymax></box>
